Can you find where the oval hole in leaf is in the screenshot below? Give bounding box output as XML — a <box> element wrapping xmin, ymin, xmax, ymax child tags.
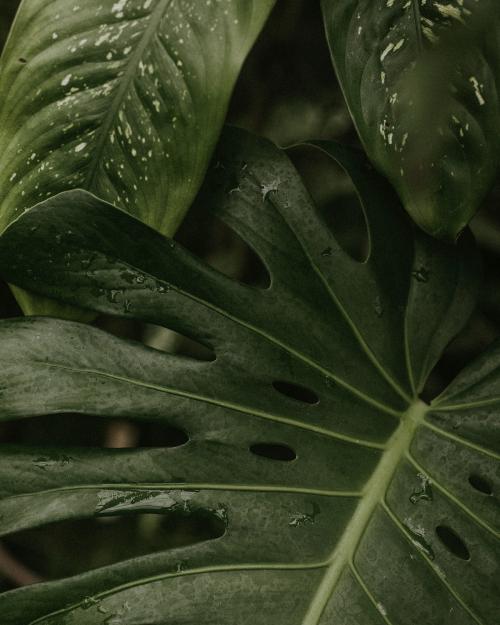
<box><xmin>435</xmin><ymin>525</ymin><xmax>470</xmax><ymax>560</ymax></box>
<box><xmin>3</xmin><ymin>509</ymin><xmax>225</xmax><ymax>579</ymax></box>
<box><xmin>176</xmin><ymin>200</ymin><xmax>271</xmax><ymax>288</ymax></box>
<box><xmin>250</xmin><ymin>442</ymin><xmax>297</xmax><ymax>462</ymax></box>
<box><xmin>0</xmin><ymin>415</ymin><xmax>189</xmax><ymax>449</ymax></box>
<box><xmin>272</xmin><ymin>380</ymin><xmax>319</xmax><ymax>405</ymax></box>
<box><xmin>468</xmin><ymin>473</ymin><xmax>493</xmax><ymax>496</ymax></box>
<box><xmin>289</xmin><ymin>145</ymin><xmax>369</xmax><ymax>262</ymax></box>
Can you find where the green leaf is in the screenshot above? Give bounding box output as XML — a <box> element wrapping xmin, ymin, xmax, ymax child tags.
<box><xmin>322</xmin><ymin>0</ymin><xmax>500</xmax><ymax>240</ymax></box>
<box><xmin>0</xmin><ymin>0</ymin><xmax>275</xmax><ymax>316</ymax></box>
<box><xmin>0</xmin><ymin>128</ymin><xmax>496</xmax><ymax>625</ymax></box>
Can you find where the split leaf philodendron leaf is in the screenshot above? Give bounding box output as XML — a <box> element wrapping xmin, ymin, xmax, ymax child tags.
<box><xmin>0</xmin><ymin>0</ymin><xmax>275</xmax><ymax>317</ymax></box>
<box><xmin>0</xmin><ymin>128</ymin><xmax>498</xmax><ymax>625</ymax></box>
<box><xmin>322</xmin><ymin>0</ymin><xmax>500</xmax><ymax>240</ymax></box>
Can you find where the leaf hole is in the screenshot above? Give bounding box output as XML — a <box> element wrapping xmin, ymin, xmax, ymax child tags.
<box><xmin>289</xmin><ymin>145</ymin><xmax>369</xmax><ymax>262</ymax></box>
<box><xmin>435</xmin><ymin>525</ymin><xmax>470</xmax><ymax>560</ymax></box>
<box><xmin>95</xmin><ymin>317</ymin><xmax>215</xmax><ymax>362</ymax></box>
<box><xmin>250</xmin><ymin>442</ymin><xmax>297</xmax><ymax>462</ymax></box>
<box><xmin>272</xmin><ymin>380</ymin><xmax>319</xmax><ymax>404</ymax></box>
<box><xmin>104</xmin><ymin>421</ymin><xmax>189</xmax><ymax>449</ymax></box>
<box><xmin>468</xmin><ymin>473</ymin><xmax>493</xmax><ymax>496</ymax></box>
<box><xmin>0</xmin><ymin>415</ymin><xmax>189</xmax><ymax>449</ymax></box>
<box><xmin>421</xmin><ymin>310</ymin><xmax>500</xmax><ymax>402</ymax></box>
<box><xmin>142</xmin><ymin>324</ymin><xmax>215</xmax><ymax>361</ymax></box>
<box><xmin>176</xmin><ymin>204</ymin><xmax>271</xmax><ymax>288</ymax></box>
<box><xmin>3</xmin><ymin>510</ymin><xmax>225</xmax><ymax>579</ymax></box>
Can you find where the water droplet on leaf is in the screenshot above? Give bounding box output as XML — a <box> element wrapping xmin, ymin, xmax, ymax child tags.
<box><xmin>107</xmin><ymin>289</ymin><xmax>122</xmax><ymax>304</ymax></box>
<box><xmin>410</xmin><ymin>472</ymin><xmax>433</xmax><ymax>504</ymax></box>
<box><xmin>412</xmin><ymin>267</ymin><xmax>430</xmax><ymax>283</ymax></box>
<box><xmin>373</xmin><ymin>296</ymin><xmax>384</xmax><ymax>317</ymax></box>
<box><xmin>261</xmin><ymin>179</ymin><xmax>280</xmax><ymax>201</ymax></box>
<box><xmin>213</xmin><ymin>504</ymin><xmax>229</xmax><ymax>526</ymax></box>
<box><xmin>288</xmin><ymin>502</ymin><xmax>320</xmax><ymax>527</ymax></box>
<box><xmin>404</xmin><ymin>517</ymin><xmax>435</xmax><ymax>560</ymax></box>
<box><xmin>81</xmin><ymin>596</ymin><xmax>99</xmax><ymax>610</ymax></box>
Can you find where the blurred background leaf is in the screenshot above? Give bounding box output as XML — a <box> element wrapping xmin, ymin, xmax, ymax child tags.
<box><xmin>322</xmin><ymin>0</ymin><xmax>500</xmax><ymax>240</ymax></box>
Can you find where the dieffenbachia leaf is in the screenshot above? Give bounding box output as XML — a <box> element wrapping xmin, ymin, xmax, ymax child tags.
<box><xmin>0</xmin><ymin>128</ymin><xmax>497</xmax><ymax>625</ymax></box>
<box><xmin>321</xmin><ymin>0</ymin><xmax>500</xmax><ymax>240</ymax></box>
<box><xmin>0</xmin><ymin>0</ymin><xmax>275</xmax><ymax>315</ymax></box>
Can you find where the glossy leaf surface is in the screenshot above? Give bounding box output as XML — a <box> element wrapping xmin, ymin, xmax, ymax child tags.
<box><xmin>0</xmin><ymin>0</ymin><xmax>275</xmax><ymax>314</ymax></box>
<box><xmin>322</xmin><ymin>0</ymin><xmax>500</xmax><ymax>239</ymax></box>
<box><xmin>0</xmin><ymin>129</ymin><xmax>497</xmax><ymax>625</ymax></box>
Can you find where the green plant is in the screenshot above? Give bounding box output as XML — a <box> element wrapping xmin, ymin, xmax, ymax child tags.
<box><xmin>323</xmin><ymin>0</ymin><xmax>500</xmax><ymax>240</ymax></box>
<box><xmin>0</xmin><ymin>1</ymin><xmax>498</xmax><ymax>624</ymax></box>
<box><xmin>0</xmin><ymin>0</ymin><xmax>274</xmax><ymax>317</ymax></box>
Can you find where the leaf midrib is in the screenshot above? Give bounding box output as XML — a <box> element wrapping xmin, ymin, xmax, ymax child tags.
<box><xmin>301</xmin><ymin>400</ymin><xmax>427</xmax><ymax>624</ymax></box>
<box><xmin>83</xmin><ymin>0</ymin><xmax>174</xmax><ymax>191</ymax></box>
<box><xmin>19</xmin><ymin>400</ymin><xmax>427</xmax><ymax>625</ymax></box>
<box><xmin>411</xmin><ymin>0</ymin><xmax>424</xmax><ymax>53</ymax></box>
<box><xmin>17</xmin><ymin>400</ymin><xmax>491</xmax><ymax>625</ymax></box>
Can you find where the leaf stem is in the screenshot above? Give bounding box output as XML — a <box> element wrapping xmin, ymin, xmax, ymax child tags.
<box><xmin>301</xmin><ymin>400</ymin><xmax>427</xmax><ymax>624</ymax></box>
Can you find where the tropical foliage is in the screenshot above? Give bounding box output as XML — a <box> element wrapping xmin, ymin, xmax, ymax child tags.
<box><xmin>0</xmin><ymin>1</ymin><xmax>498</xmax><ymax>624</ymax></box>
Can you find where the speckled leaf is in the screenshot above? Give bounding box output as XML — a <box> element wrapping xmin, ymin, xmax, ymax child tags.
<box><xmin>0</xmin><ymin>128</ymin><xmax>497</xmax><ymax>625</ymax></box>
<box><xmin>0</xmin><ymin>0</ymin><xmax>275</xmax><ymax>315</ymax></box>
<box><xmin>322</xmin><ymin>0</ymin><xmax>500</xmax><ymax>239</ymax></box>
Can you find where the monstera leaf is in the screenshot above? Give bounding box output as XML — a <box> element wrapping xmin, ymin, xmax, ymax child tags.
<box><xmin>0</xmin><ymin>0</ymin><xmax>275</xmax><ymax>315</ymax></box>
<box><xmin>322</xmin><ymin>0</ymin><xmax>500</xmax><ymax>240</ymax></box>
<box><xmin>0</xmin><ymin>128</ymin><xmax>498</xmax><ymax>624</ymax></box>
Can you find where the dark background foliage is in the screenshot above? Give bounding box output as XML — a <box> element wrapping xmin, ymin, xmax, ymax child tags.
<box><xmin>0</xmin><ymin>0</ymin><xmax>498</xmax><ymax>590</ymax></box>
